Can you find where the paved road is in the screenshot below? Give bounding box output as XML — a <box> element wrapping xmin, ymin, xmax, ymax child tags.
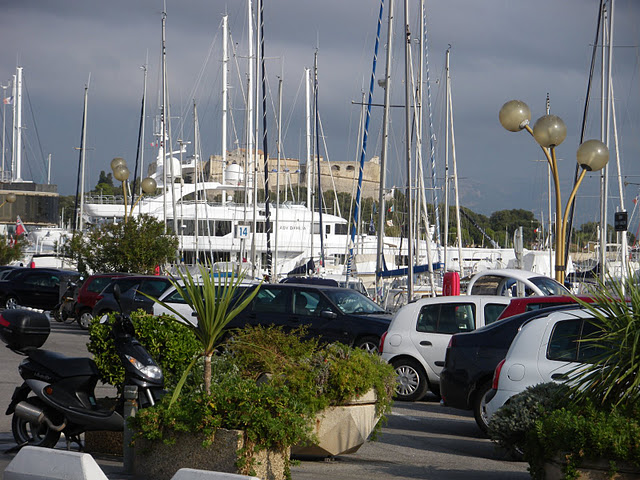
<box><xmin>0</xmin><ymin>317</ymin><xmax>529</xmax><ymax>479</ymax></box>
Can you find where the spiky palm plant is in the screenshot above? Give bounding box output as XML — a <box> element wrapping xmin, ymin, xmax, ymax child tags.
<box><xmin>570</xmin><ymin>270</ymin><xmax>640</xmax><ymax>408</ymax></box>
<box><xmin>147</xmin><ymin>262</ymin><xmax>260</xmax><ymax>404</ymax></box>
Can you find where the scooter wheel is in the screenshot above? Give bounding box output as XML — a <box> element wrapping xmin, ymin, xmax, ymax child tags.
<box><xmin>11</xmin><ymin>398</ymin><xmax>62</xmax><ymax>448</ymax></box>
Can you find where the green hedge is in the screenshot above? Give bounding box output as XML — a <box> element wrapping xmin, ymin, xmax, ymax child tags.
<box><xmin>87</xmin><ymin>310</ymin><xmax>201</xmax><ymax>391</ymax></box>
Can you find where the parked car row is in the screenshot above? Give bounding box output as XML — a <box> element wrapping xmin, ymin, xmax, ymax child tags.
<box><xmin>377</xmin><ymin>288</ymin><xmax>595</xmax><ymax>435</ymax></box>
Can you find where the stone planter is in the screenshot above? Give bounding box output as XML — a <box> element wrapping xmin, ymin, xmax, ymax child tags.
<box><xmin>291</xmin><ymin>389</ymin><xmax>380</xmax><ymax>457</ymax></box>
<box><xmin>544</xmin><ymin>455</ymin><xmax>640</xmax><ymax>479</ymax></box>
<box><xmin>133</xmin><ymin>429</ymin><xmax>288</xmax><ymax>480</ymax></box>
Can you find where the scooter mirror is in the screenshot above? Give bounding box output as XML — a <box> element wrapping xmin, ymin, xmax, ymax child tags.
<box><xmin>113</xmin><ymin>284</ymin><xmax>121</xmax><ymax>302</ymax></box>
<box><xmin>99</xmin><ymin>315</ymin><xmax>109</xmax><ymax>324</ymax></box>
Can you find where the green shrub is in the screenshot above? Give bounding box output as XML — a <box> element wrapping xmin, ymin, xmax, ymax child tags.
<box><xmin>488</xmin><ymin>382</ymin><xmax>570</xmax><ymax>458</ymax></box>
<box><xmin>525</xmin><ymin>403</ymin><xmax>640</xmax><ymax>480</ymax></box>
<box><xmin>87</xmin><ymin>310</ymin><xmax>200</xmax><ymax>391</ymax></box>
<box><xmin>130</xmin><ymin>325</ymin><xmax>396</xmax><ymax>476</ymax></box>
<box><xmin>224</xmin><ymin>325</ymin><xmax>396</xmax><ymax>421</ymax></box>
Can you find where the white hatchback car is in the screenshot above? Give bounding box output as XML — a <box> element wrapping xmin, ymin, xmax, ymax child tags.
<box><xmin>484</xmin><ymin>307</ymin><xmax>597</xmax><ymax>421</ymax></box>
<box><xmin>380</xmin><ymin>295</ymin><xmax>510</xmax><ymax>401</ymax></box>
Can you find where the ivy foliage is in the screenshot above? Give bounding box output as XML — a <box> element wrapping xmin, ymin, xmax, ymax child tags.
<box><xmin>64</xmin><ymin>214</ymin><xmax>178</xmax><ymax>275</ymax></box>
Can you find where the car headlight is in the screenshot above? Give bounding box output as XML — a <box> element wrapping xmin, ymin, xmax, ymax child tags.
<box><xmin>125</xmin><ymin>354</ymin><xmax>163</xmax><ymax>380</ymax></box>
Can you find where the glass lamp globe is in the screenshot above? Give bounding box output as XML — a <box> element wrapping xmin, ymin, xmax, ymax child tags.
<box><xmin>499</xmin><ymin>100</ymin><xmax>531</xmax><ymax>132</ymax></box>
<box><xmin>577</xmin><ymin>139</ymin><xmax>609</xmax><ymax>172</ymax></box>
<box><xmin>6</xmin><ymin>193</ymin><xmax>16</xmax><ymax>204</ymax></box>
<box><xmin>113</xmin><ymin>165</ymin><xmax>130</xmax><ymax>182</ymax></box>
<box><xmin>110</xmin><ymin>157</ymin><xmax>127</xmax><ymax>171</ymax></box>
<box><xmin>141</xmin><ymin>177</ymin><xmax>157</xmax><ymax>194</ymax></box>
<box><xmin>532</xmin><ymin>115</ymin><xmax>567</xmax><ymax>148</ymax></box>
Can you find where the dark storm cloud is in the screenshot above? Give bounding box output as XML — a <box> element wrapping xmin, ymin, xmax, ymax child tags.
<box><xmin>0</xmin><ymin>0</ymin><xmax>638</xmax><ymax>228</ymax></box>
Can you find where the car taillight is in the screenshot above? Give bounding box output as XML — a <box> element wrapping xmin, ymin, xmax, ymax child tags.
<box><xmin>492</xmin><ymin>359</ymin><xmax>506</xmax><ymax>390</ymax></box>
<box><xmin>379</xmin><ymin>331</ymin><xmax>388</xmax><ymax>354</ymax></box>
<box><xmin>0</xmin><ymin>314</ymin><xmax>8</xmax><ymax>327</ymax></box>
<box><xmin>447</xmin><ymin>335</ymin><xmax>457</xmax><ymax>348</ymax></box>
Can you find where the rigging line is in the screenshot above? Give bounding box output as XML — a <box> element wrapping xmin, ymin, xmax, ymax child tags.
<box><xmin>565</xmin><ymin>0</ymin><xmax>604</xmax><ymax>269</ymax></box>
<box><xmin>282</xmin><ymin>71</ymin><xmax>307</xmax><ymax>154</ymax></box>
<box><xmin>177</xmin><ymin>25</ymin><xmax>222</xmax><ymax>136</ymax></box>
<box><xmin>317</xmin><ymin>105</ymin><xmax>341</xmax><ymax>218</ymax></box>
<box><xmin>22</xmin><ymin>75</ymin><xmax>48</xmax><ymax>180</ymax></box>
<box><xmin>348</xmin><ymin>0</ymin><xmax>384</xmax><ymax>279</ymax></box>
<box><xmin>423</xmin><ymin>5</ymin><xmax>440</xmax><ymax>247</ymax></box>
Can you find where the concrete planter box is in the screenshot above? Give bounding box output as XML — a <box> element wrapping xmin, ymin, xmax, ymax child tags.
<box><xmin>133</xmin><ymin>429</ymin><xmax>288</xmax><ymax>480</ymax></box>
<box><xmin>292</xmin><ymin>389</ymin><xmax>380</xmax><ymax>457</ymax></box>
<box><xmin>544</xmin><ymin>456</ymin><xmax>640</xmax><ymax>479</ymax></box>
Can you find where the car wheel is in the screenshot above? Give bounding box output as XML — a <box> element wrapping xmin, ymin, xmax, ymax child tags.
<box><xmin>5</xmin><ymin>296</ymin><xmax>19</xmax><ymax>309</ymax></box>
<box><xmin>12</xmin><ymin>398</ymin><xmax>61</xmax><ymax>448</ymax></box>
<box><xmin>391</xmin><ymin>357</ymin><xmax>428</xmax><ymax>402</ymax></box>
<box><xmin>77</xmin><ymin>310</ymin><xmax>93</xmax><ymax>330</ymax></box>
<box><xmin>355</xmin><ymin>335</ymin><xmax>380</xmax><ymax>354</ymax></box>
<box><xmin>473</xmin><ymin>381</ymin><xmax>493</xmax><ymax>435</ymax></box>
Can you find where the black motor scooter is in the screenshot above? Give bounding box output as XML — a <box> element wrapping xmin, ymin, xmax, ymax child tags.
<box><xmin>0</xmin><ymin>285</ymin><xmax>165</xmax><ymax>449</ymax></box>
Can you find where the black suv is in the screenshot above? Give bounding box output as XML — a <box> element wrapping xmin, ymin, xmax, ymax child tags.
<box><xmin>92</xmin><ymin>275</ymin><xmax>173</xmax><ymax>317</ymax></box>
<box><xmin>0</xmin><ymin>268</ymin><xmax>81</xmax><ymax>311</ymax></box>
<box><xmin>227</xmin><ymin>283</ymin><xmax>391</xmax><ymax>352</ymax></box>
<box><xmin>440</xmin><ymin>304</ymin><xmax>584</xmax><ymax>434</ymax></box>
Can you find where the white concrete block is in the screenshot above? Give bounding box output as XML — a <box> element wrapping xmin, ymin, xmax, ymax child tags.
<box><xmin>171</xmin><ymin>468</ymin><xmax>260</xmax><ymax>480</ymax></box>
<box><xmin>4</xmin><ymin>445</ymin><xmax>108</xmax><ymax>480</ymax></box>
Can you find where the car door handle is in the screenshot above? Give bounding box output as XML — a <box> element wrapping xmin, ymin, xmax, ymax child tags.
<box><xmin>551</xmin><ymin>373</ymin><xmax>568</xmax><ymax>381</ymax></box>
<box><xmin>435</xmin><ymin>361</ymin><xmax>445</xmax><ymax>367</ymax></box>
<box><xmin>419</xmin><ymin>341</ymin><xmax>432</xmax><ymax>346</ymax></box>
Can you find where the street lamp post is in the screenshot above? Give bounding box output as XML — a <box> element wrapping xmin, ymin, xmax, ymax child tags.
<box><xmin>110</xmin><ymin>157</ymin><xmax>156</xmax><ymax>223</ymax></box>
<box><xmin>0</xmin><ymin>193</ymin><xmax>16</xmax><ymax>209</ymax></box>
<box><xmin>499</xmin><ymin>100</ymin><xmax>609</xmax><ymax>284</ymax></box>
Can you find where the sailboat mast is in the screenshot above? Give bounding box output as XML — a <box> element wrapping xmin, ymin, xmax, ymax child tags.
<box><xmin>314</xmin><ymin>51</ymin><xmax>325</xmax><ymax>268</ymax></box>
<box><xmin>12</xmin><ymin>67</ymin><xmax>23</xmax><ymax>182</ymax></box>
<box><xmin>222</xmin><ymin>15</ymin><xmax>228</xmax><ymax>206</ymax></box>
<box><xmin>447</xmin><ymin>50</ymin><xmax>464</xmax><ymax>275</ymax></box>
<box><xmin>306</xmin><ymin>67</ymin><xmax>314</xmax><ymax>264</ymax></box>
<box><xmin>274</xmin><ymin>76</ymin><xmax>283</xmax><ymax>280</ymax></box>
<box><xmin>375</xmin><ymin>0</ymin><xmax>394</xmax><ymax>301</ymax></box>
<box><xmin>161</xmin><ymin>9</ymin><xmax>168</xmax><ymax>232</ymax></box>
<box><xmin>73</xmin><ymin>77</ymin><xmax>89</xmax><ymax>233</ymax></box>
<box><xmin>598</xmin><ymin>1</ymin><xmax>610</xmax><ymax>281</ymax></box>
<box><xmin>133</xmin><ymin>61</ymin><xmax>148</xmax><ymax>202</ymax></box>
<box><xmin>259</xmin><ymin>0</ymin><xmax>273</xmax><ymax>280</ymax></box>
<box><xmin>443</xmin><ymin>49</ymin><xmax>450</xmax><ymax>273</ymax></box>
<box><xmin>79</xmin><ymin>78</ymin><xmax>89</xmax><ymax>231</ymax></box>
<box><xmin>403</xmin><ymin>0</ymin><xmax>414</xmax><ymax>299</ymax></box>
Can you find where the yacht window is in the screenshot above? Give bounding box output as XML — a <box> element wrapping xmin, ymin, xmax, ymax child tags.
<box><xmin>335</xmin><ymin>224</ymin><xmax>348</xmax><ymax>235</ymax></box>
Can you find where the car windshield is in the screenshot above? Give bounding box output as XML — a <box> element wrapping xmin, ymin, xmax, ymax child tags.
<box><xmin>530</xmin><ymin>276</ymin><xmax>570</xmax><ymax>295</ymax></box>
<box><xmin>323</xmin><ymin>289</ymin><xmax>387</xmax><ymax>315</ymax></box>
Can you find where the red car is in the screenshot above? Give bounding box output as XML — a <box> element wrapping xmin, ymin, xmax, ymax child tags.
<box><xmin>74</xmin><ymin>273</ymin><xmax>133</xmax><ymax>329</ymax></box>
<box><xmin>496</xmin><ymin>295</ymin><xmax>593</xmax><ymax>321</ymax></box>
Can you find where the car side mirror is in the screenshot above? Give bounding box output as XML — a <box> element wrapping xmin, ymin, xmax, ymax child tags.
<box><xmin>320</xmin><ymin>310</ymin><xmax>338</xmax><ymax>320</ymax></box>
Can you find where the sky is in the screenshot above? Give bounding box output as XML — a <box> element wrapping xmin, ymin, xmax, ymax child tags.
<box><xmin>1</xmin><ymin>0</ymin><xmax>639</xmax><ymax>233</ymax></box>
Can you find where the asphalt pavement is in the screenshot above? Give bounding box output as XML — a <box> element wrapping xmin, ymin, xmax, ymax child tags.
<box><xmin>0</xmin><ymin>317</ymin><xmax>530</xmax><ymax>479</ymax></box>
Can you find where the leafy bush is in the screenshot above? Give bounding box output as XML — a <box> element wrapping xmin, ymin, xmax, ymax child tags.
<box><xmin>525</xmin><ymin>403</ymin><xmax>640</xmax><ymax>480</ymax></box>
<box><xmin>488</xmin><ymin>382</ymin><xmax>570</xmax><ymax>458</ymax></box>
<box><xmin>87</xmin><ymin>310</ymin><xmax>200</xmax><ymax>391</ymax></box>
<box><xmin>129</xmin><ymin>325</ymin><xmax>396</xmax><ymax>475</ymax></box>
<box><xmin>64</xmin><ymin>214</ymin><xmax>178</xmax><ymax>275</ymax></box>
<box><xmin>224</xmin><ymin>325</ymin><xmax>396</xmax><ymax>420</ymax></box>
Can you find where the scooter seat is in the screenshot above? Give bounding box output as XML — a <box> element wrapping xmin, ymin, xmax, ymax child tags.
<box><xmin>27</xmin><ymin>349</ymin><xmax>99</xmax><ymax>377</ymax></box>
